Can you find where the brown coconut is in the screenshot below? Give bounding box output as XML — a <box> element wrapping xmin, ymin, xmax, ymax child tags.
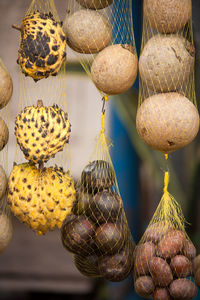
<box><xmin>63</xmin><ymin>10</ymin><xmax>112</xmax><ymax>54</ymax></box>
<box><xmin>143</xmin><ymin>0</ymin><xmax>191</xmax><ymax>34</ymax></box>
<box><xmin>91</xmin><ymin>44</ymin><xmax>138</xmax><ymax>95</ymax></box>
<box><xmin>136</xmin><ymin>92</ymin><xmax>199</xmax><ymax>153</ymax></box>
<box><xmin>0</xmin><ymin>213</ymin><xmax>13</xmax><ymax>253</ymax></box>
<box><xmin>0</xmin><ymin>118</ymin><xmax>9</xmax><ymax>151</ymax></box>
<box><xmin>0</xmin><ymin>60</ymin><xmax>13</xmax><ymax>109</ymax></box>
<box><xmin>139</xmin><ymin>35</ymin><xmax>194</xmax><ymax>93</ymax></box>
<box><xmin>76</xmin><ymin>0</ymin><xmax>114</xmax><ymax>9</ymax></box>
<box><xmin>0</xmin><ymin>165</ymin><xmax>7</xmax><ymax>200</ymax></box>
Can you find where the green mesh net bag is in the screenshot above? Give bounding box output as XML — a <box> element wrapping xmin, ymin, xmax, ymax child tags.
<box><xmin>61</xmin><ymin>100</ymin><xmax>135</xmax><ymax>282</ymax></box>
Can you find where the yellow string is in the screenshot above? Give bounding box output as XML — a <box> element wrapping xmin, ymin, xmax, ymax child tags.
<box><xmin>101</xmin><ymin>113</ymin><xmax>105</xmax><ymax>134</ymax></box>
<box><xmin>165</xmin><ymin>153</ymin><xmax>168</xmax><ymax>160</ymax></box>
<box><xmin>163</xmin><ymin>171</ymin><xmax>169</xmax><ymax>194</ymax></box>
<box><xmin>104</xmin><ymin>96</ymin><xmax>109</xmax><ymax>102</ymax></box>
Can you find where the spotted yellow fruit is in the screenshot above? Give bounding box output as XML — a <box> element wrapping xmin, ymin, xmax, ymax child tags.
<box><xmin>15</xmin><ymin>101</ymin><xmax>71</xmax><ymax>164</ymax></box>
<box><xmin>8</xmin><ymin>163</ymin><xmax>76</xmax><ymax>234</ymax></box>
<box><xmin>17</xmin><ymin>11</ymin><xmax>66</xmax><ymax>81</ymax></box>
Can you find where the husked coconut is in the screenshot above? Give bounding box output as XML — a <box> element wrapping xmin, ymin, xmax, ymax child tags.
<box><xmin>136</xmin><ymin>93</ymin><xmax>199</xmax><ymax>153</ymax></box>
<box><xmin>91</xmin><ymin>44</ymin><xmax>138</xmax><ymax>95</ymax></box>
<box><xmin>0</xmin><ymin>213</ymin><xmax>13</xmax><ymax>253</ymax></box>
<box><xmin>0</xmin><ymin>165</ymin><xmax>7</xmax><ymax>200</ymax></box>
<box><xmin>0</xmin><ymin>61</ymin><xmax>13</xmax><ymax>109</ymax></box>
<box><xmin>0</xmin><ymin>118</ymin><xmax>9</xmax><ymax>151</ymax></box>
<box><xmin>139</xmin><ymin>35</ymin><xmax>194</xmax><ymax>92</ymax></box>
<box><xmin>143</xmin><ymin>0</ymin><xmax>191</xmax><ymax>34</ymax></box>
<box><xmin>63</xmin><ymin>10</ymin><xmax>112</xmax><ymax>54</ymax></box>
<box><xmin>76</xmin><ymin>0</ymin><xmax>114</xmax><ymax>9</ymax></box>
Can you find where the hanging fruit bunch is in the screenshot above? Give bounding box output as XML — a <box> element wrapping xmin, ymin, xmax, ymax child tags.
<box><xmin>12</xmin><ymin>11</ymin><xmax>66</xmax><ymax>82</ymax></box>
<box><xmin>63</xmin><ymin>0</ymin><xmax>138</xmax><ymax>96</ymax></box>
<box><xmin>0</xmin><ymin>59</ymin><xmax>13</xmax><ymax>253</ymax></box>
<box><xmin>61</xmin><ymin>98</ymin><xmax>135</xmax><ymax>282</ymax></box>
<box><xmin>8</xmin><ymin>100</ymin><xmax>76</xmax><ymax>234</ymax></box>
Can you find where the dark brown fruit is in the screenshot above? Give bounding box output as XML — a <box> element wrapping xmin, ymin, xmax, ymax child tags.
<box><xmin>95</xmin><ymin>223</ymin><xmax>125</xmax><ymax>255</ymax></box>
<box><xmin>135</xmin><ymin>276</ymin><xmax>155</xmax><ymax>298</ymax></box>
<box><xmin>182</xmin><ymin>240</ymin><xmax>196</xmax><ymax>260</ymax></box>
<box><xmin>144</xmin><ymin>221</ymin><xmax>174</xmax><ymax>244</ymax></box>
<box><xmin>74</xmin><ymin>253</ymin><xmax>101</xmax><ymax>278</ymax></box>
<box><xmin>149</xmin><ymin>257</ymin><xmax>173</xmax><ymax>287</ymax></box>
<box><xmin>98</xmin><ymin>241</ymin><xmax>134</xmax><ymax>282</ymax></box>
<box><xmin>61</xmin><ymin>215</ymin><xmax>96</xmax><ymax>256</ymax></box>
<box><xmin>153</xmin><ymin>288</ymin><xmax>171</xmax><ymax>300</ymax></box>
<box><xmin>169</xmin><ymin>278</ymin><xmax>197</xmax><ymax>299</ymax></box>
<box><xmin>81</xmin><ymin>160</ymin><xmax>115</xmax><ymax>192</ymax></box>
<box><xmin>134</xmin><ymin>242</ymin><xmax>156</xmax><ymax>276</ymax></box>
<box><xmin>88</xmin><ymin>190</ymin><xmax>123</xmax><ymax>224</ymax></box>
<box><xmin>72</xmin><ymin>189</ymin><xmax>91</xmax><ymax>215</ymax></box>
<box><xmin>170</xmin><ymin>255</ymin><xmax>192</xmax><ymax>278</ymax></box>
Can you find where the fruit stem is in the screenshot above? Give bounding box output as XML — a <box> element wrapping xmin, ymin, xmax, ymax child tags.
<box><xmin>37</xmin><ymin>100</ymin><xmax>44</xmax><ymax>107</ymax></box>
<box><xmin>12</xmin><ymin>24</ymin><xmax>22</xmax><ymax>31</ymax></box>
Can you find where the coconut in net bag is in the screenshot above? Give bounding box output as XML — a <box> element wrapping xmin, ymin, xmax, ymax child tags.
<box><xmin>63</xmin><ymin>0</ymin><xmax>138</xmax><ymax>97</ymax></box>
<box><xmin>61</xmin><ymin>99</ymin><xmax>135</xmax><ymax>282</ymax></box>
<box><xmin>0</xmin><ymin>59</ymin><xmax>13</xmax><ymax>253</ymax></box>
<box><xmin>136</xmin><ymin>0</ymin><xmax>200</xmax><ymax>155</ymax></box>
<box><xmin>7</xmin><ymin>0</ymin><xmax>76</xmax><ymax>236</ymax></box>
<box><xmin>134</xmin><ymin>170</ymin><xmax>197</xmax><ymax>300</ymax></box>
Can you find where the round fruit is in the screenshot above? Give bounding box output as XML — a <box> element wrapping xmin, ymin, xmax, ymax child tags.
<box><xmin>134</xmin><ymin>242</ymin><xmax>156</xmax><ymax>276</ymax></box>
<box><xmin>74</xmin><ymin>254</ymin><xmax>101</xmax><ymax>278</ymax></box>
<box><xmin>0</xmin><ymin>214</ymin><xmax>13</xmax><ymax>253</ymax></box>
<box><xmin>88</xmin><ymin>190</ymin><xmax>123</xmax><ymax>223</ymax></box>
<box><xmin>0</xmin><ymin>165</ymin><xmax>7</xmax><ymax>200</ymax></box>
<box><xmin>143</xmin><ymin>0</ymin><xmax>191</xmax><ymax>34</ymax></box>
<box><xmin>61</xmin><ymin>215</ymin><xmax>96</xmax><ymax>256</ymax></box>
<box><xmin>72</xmin><ymin>190</ymin><xmax>91</xmax><ymax>215</ymax></box>
<box><xmin>0</xmin><ymin>60</ymin><xmax>13</xmax><ymax>109</ymax></box>
<box><xmin>149</xmin><ymin>257</ymin><xmax>173</xmax><ymax>287</ymax></box>
<box><xmin>169</xmin><ymin>278</ymin><xmax>197</xmax><ymax>299</ymax></box>
<box><xmin>0</xmin><ymin>118</ymin><xmax>9</xmax><ymax>151</ymax></box>
<box><xmin>182</xmin><ymin>240</ymin><xmax>196</xmax><ymax>260</ymax></box>
<box><xmin>63</xmin><ymin>10</ymin><xmax>112</xmax><ymax>54</ymax></box>
<box><xmin>170</xmin><ymin>255</ymin><xmax>192</xmax><ymax>277</ymax></box>
<box><xmin>95</xmin><ymin>223</ymin><xmax>125</xmax><ymax>254</ymax></box>
<box><xmin>76</xmin><ymin>0</ymin><xmax>114</xmax><ymax>9</ymax></box>
<box><xmin>153</xmin><ymin>288</ymin><xmax>171</xmax><ymax>300</ymax></box>
<box><xmin>193</xmin><ymin>254</ymin><xmax>200</xmax><ymax>274</ymax></box>
<box><xmin>15</xmin><ymin>11</ymin><xmax>66</xmax><ymax>81</ymax></box>
<box><xmin>139</xmin><ymin>35</ymin><xmax>194</xmax><ymax>92</ymax></box>
<box><xmin>134</xmin><ymin>276</ymin><xmax>155</xmax><ymax>298</ymax></box>
<box><xmin>144</xmin><ymin>221</ymin><xmax>174</xmax><ymax>244</ymax></box>
<box><xmin>15</xmin><ymin>101</ymin><xmax>71</xmax><ymax>164</ymax></box>
<box><xmin>8</xmin><ymin>163</ymin><xmax>75</xmax><ymax>234</ymax></box>
<box><xmin>194</xmin><ymin>268</ymin><xmax>200</xmax><ymax>288</ymax></box>
<box><xmin>81</xmin><ymin>160</ymin><xmax>115</xmax><ymax>192</ymax></box>
<box><xmin>136</xmin><ymin>92</ymin><xmax>199</xmax><ymax>153</ymax></box>
<box><xmin>98</xmin><ymin>242</ymin><xmax>134</xmax><ymax>282</ymax></box>
<box><xmin>91</xmin><ymin>44</ymin><xmax>138</xmax><ymax>95</ymax></box>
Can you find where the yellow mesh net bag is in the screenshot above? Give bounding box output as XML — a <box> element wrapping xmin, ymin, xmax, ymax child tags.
<box><xmin>61</xmin><ymin>100</ymin><xmax>135</xmax><ymax>282</ymax></box>
<box><xmin>7</xmin><ymin>0</ymin><xmax>76</xmax><ymax>236</ymax></box>
<box><xmin>136</xmin><ymin>0</ymin><xmax>199</xmax><ymax>155</ymax></box>
<box><xmin>63</xmin><ymin>0</ymin><xmax>138</xmax><ymax>97</ymax></box>
<box><xmin>134</xmin><ymin>170</ymin><xmax>197</xmax><ymax>299</ymax></box>
<box><xmin>0</xmin><ymin>59</ymin><xmax>13</xmax><ymax>253</ymax></box>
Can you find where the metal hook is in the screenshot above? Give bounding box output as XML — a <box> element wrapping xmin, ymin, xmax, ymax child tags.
<box><xmin>102</xmin><ymin>97</ymin><xmax>106</xmax><ymax>114</ymax></box>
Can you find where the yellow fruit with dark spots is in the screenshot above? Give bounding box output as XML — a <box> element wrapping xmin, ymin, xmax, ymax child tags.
<box><xmin>15</xmin><ymin>100</ymin><xmax>71</xmax><ymax>164</ymax></box>
<box><xmin>15</xmin><ymin>11</ymin><xmax>66</xmax><ymax>81</ymax></box>
<box><xmin>7</xmin><ymin>163</ymin><xmax>76</xmax><ymax>234</ymax></box>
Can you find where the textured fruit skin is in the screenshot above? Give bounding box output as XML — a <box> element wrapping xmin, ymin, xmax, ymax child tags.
<box><xmin>170</xmin><ymin>255</ymin><xmax>192</xmax><ymax>277</ymax></box>
<box><xmin>183</xmin><ymin>240</ymin><xmax>196</xmax><ymax>260</ymax></box>
<box><xmin>64</xmin><ymin>10</ymin><xmax>112</xmax><ymax>54</ymax></box>
<box><xmin>144</xmin><ymin>221</ymin><xmax>174</xmax><ymax>244</ymax></box>
<box><xmin>136</xmin><ymin>93</ymin><xmax>199</xmax><ymax>153</ymax></box>
<box><xmin>134</xmin><ymin>242</ymin><xmax>156</xmax><ymax>276</ymax></box>
<box><xmin>139</xmin><ymin>35</ymin><xmax>194</xmax><ymax>92</ymax></box>
<box><xmin>0</xmin><ymin>117</ymin><xmax>9</xmax><ymax>151</ymax></box>
<box><xmin>144</xmin><ymin>0</ymin><xmax>191</xmax><ymax>34</ymax></box>
<box><xmin>7</xmin><ymin>163</ymin><xmax>75</xmax><ymax>234</ymax></box>
<box><xmin>91</xmin><ymin>44</ymin><xmax>138</xmax><ymax>95</ymax></box>
<box><xmin>149</xmin><ymin>257</ymin><xmax>173</xmax><ymax>287</ymax></box>
<box><xmin>17</xmin><ymin>12</ymin><xmax>66</xmax><ymax>81</ymax></box>
<box><xmin>74</xmin><ymin>253</ymin><xmax>101</xmax><ymax>278</ymax></box>
<box><xmin>15</xmin><ymin>103</ymin><xmax>71</xmax><ymax>164</ymax></box>
<box><xmin>134</xmin><ymin>276</ymin><xmax>155</xmax><ymax>298</ymax></box>
<box><xmin>153</xmin><ymin>288</ymin><xmax>171</xmax><ymax>300</ymax></box>
<box><xmin>0</xmin><ymin>165</ymin><xmax>7</xmax><ymax>200</ymax></box>
<box><xmin>169</xmin><ymin>278</ymin><xmax>197</xmax><ymax>299</ymax></box>
<box><xmin>0</xmin><ymin>61</ymin><xmax>13</xmax><ymax>109</ymax></box>
<box><xmin>76</xmin><ymin>0</ymin><xmax>114</xmax><ymax>9</ymax></box>
<box><xmin>0</xmin><ymin>214</ymin><xmax>13</xmax><ymax>253</ymax></box>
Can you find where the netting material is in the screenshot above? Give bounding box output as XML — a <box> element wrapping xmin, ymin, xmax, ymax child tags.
<box><xmin>63</xmin><ymin>0</ymin><xmax>138</xmax><ymax>96</ymax></box>
<box><xmin>134</xmin><ymin>171</ymin><xmax>197</xmax><ymax>299</ymax></box>
<box><xmin>8</xmin><ymin>0</ymin><xmax>75</xmax><ymax>235</ymax></box>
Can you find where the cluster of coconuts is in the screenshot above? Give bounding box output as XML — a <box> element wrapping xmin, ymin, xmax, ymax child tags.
<box><xmin>0</xmin><ymin>60</ymin><xmax>13</xmax><ymax>253</ymax></box>
<box><xmin>61</xmin><ymin>159</ymin><xmax>135</xmax><ymax>282</ymax></box>
<box><xmin>136</xmin><ymin>0</ymin><xmax>199</xmax><ymax>153</ymax></box>
<box><xmin>63</xmin><ymin>0</ymin><xmax>138</xmax><ymax>95</ymax></box>
<box><xmin>134</xmin><ymin>221</ymin><xmax>197</xmax><ymax>300</ymax></box>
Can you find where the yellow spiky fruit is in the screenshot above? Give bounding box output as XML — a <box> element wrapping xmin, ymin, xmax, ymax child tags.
<box><xmin>16</xmin><ymin>11</ymin><xmax>66</xmax><ymax>81</ymax></box>
<box><xmin>8</xmin><ymin>163</ymin><xmax>76</xmax><ymax>234</ymax></box>
<box><xmin>15</xmin><ymin>101</ymin><xmax>71</xmax><ymax>164</ymax></box>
